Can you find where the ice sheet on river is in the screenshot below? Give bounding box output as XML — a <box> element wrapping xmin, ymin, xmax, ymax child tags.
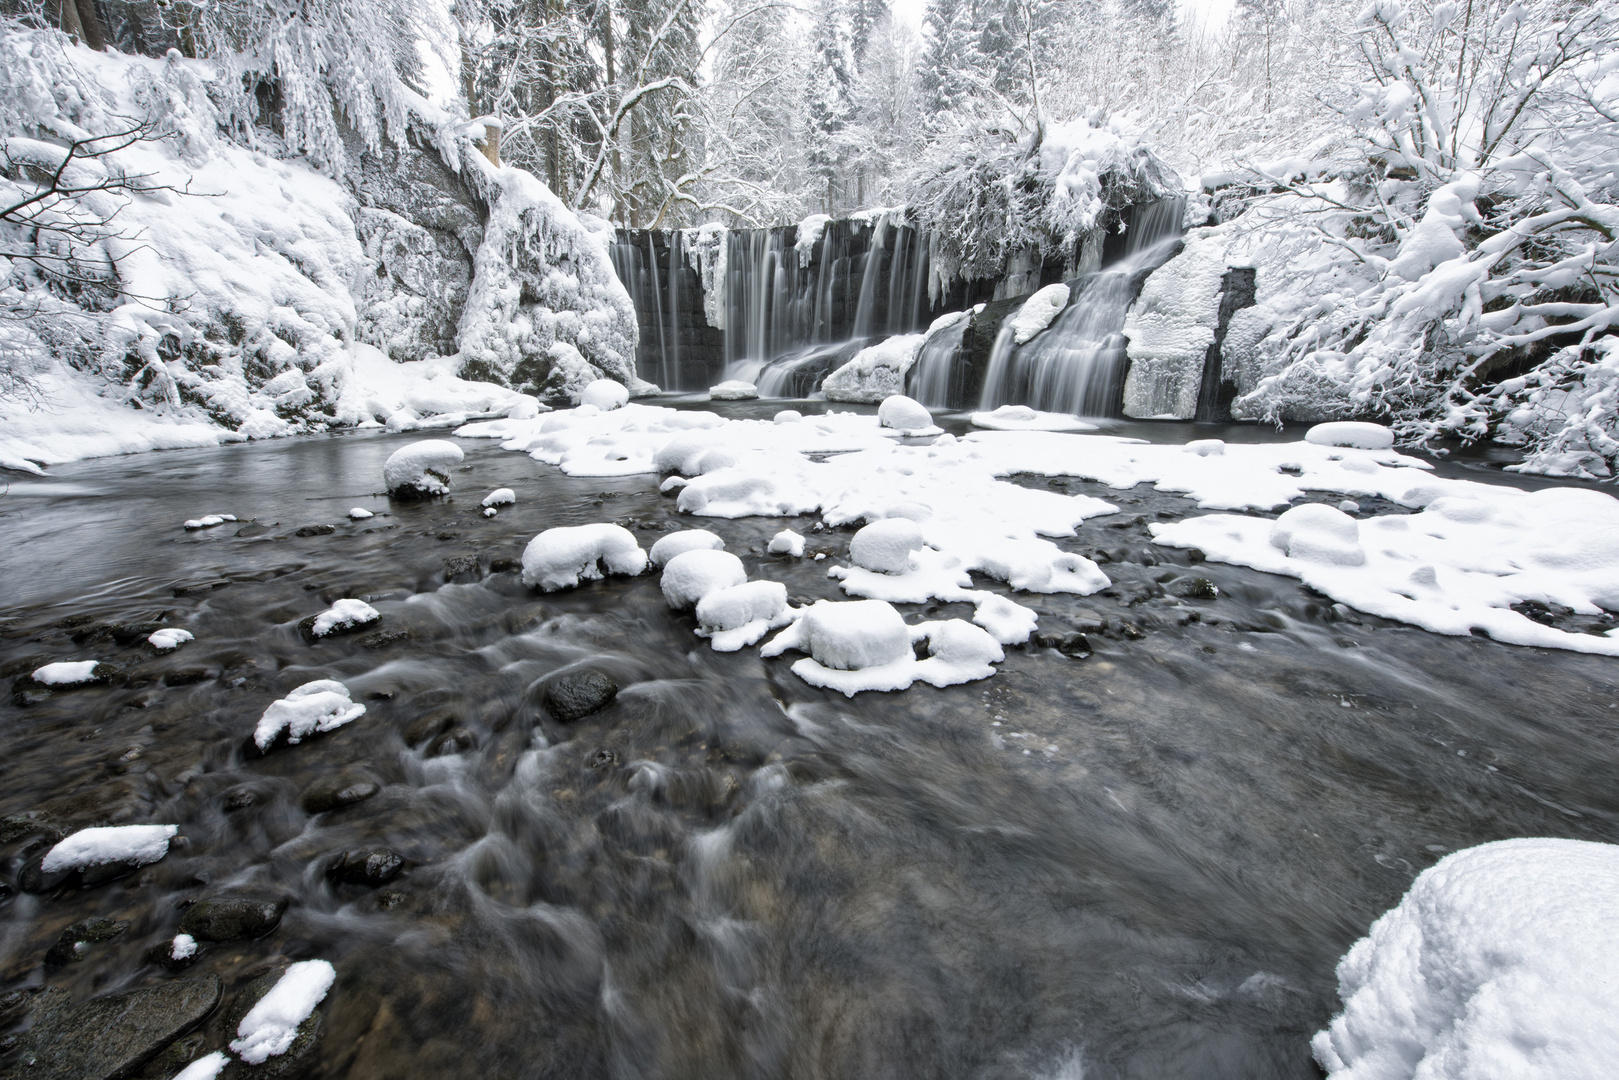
<box><xmin>458</xmin><ymin>408</ymin><xmax>1619</xmax><ymax>655</ymax></box>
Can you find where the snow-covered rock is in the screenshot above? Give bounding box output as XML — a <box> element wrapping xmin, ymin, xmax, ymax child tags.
<box><xmin>308</xmin><ymin>598</ymin><xmax>382</xmax><ymax>638</ymax></box>
<box><xmin>648</xmin><ymin>529</ymin><xmax>725</xmax><ymax>567</ymax></box>
<box><xmin>170</xmin><ymin>934</ymin><xmax>198</xmax><ymax>961</ymax></box>
<box><xmin>42</xmin><ymin>824</ymin><xmax>179</xmax><ymax>874</ymax></box>
<box><xmin>148</xmin><ymin>628</ymin><xmax>194</xmax><ymax>651</ymax></box>
<box><xmin>969</xmin><ymin>405</ymin><xmax>1095</xmax><ymax>432</ymax></box>
<box><xmin>30</xmin><ymin>660</ymin><xmax>103</xmax><ymax>686</ymax></box>
<box><xmin>761</xmin><ymin>601</ymin><xmax>1007</xmax><ymax>695</ymax></box>
<box><xmin>660</xmin><ymin>549</ymin><xmax>747</xmax><ymax>609</ymax></box>
<box><xmin>254</xmin><ymin>680</ymin><xmax>366</xmax><ymax>749</ymax></box>
<box><xmin>183</xmin><ymin>514</ymin><xmax>237</xmax><ymax>530</ymax></box>
<box><xmin>1008</xmin><ymin>283</ymin><xmax>1071</xmax><ymax>345</ymax></box>
<box><xmin>580</xmin><ymin>380</ymin><xmax>629</xmax><ymax>410</ymax></box>
<box><xmin>823</xmin><ymin>334</ymin><xmax>926</xmax><ymax>403</ymax></box>
<box><xmin>877</xmin><ymin>395</ymin><xmax>936</xmax><ymax>434</ymax></box>
<box><xmin>768</xmin><ymin>529</ymin><xmax>806</xmax><ymax>557</ymax></box>
<box><xmin>1122</xmin><ymin>228</ymin><xmax>1229</xmax><ymax>420</ymax></box>
<box><xmin>230</xmin><ymin>960</ymin><xmax>337</xmax><ymax>1065</ymax></box>
<box><xmin>481</xmin><ymin>487</ymin><xmax>516</xmax><ymax>508</ymax></box>
<box><xmin>849</xmin><ymin>518</ymin><xmax>925</xmax><ymax>573</ymax></box>
<box><xmin>383</xmin><ymin>439</ymin><xmax>464</xmax><ymax>498</ymax></box>
<box><xmin>520</xmin><ymin>524</ymin><xmax>647</xmax><ymax>591</ymax></box>
<box><xmin>763</xmin><ymin>599</ymin><xmax>912</xmax><ymax>670</ymax></box>
<box><xmin>696</xmin><ymin>580</ymin><xmax>792</xmax><ymax>651</ymax></box>
<box><xmin>774</xmin><ymin>410</ymin><xmax>803</xmax><ymax>424</ymax></box>
<box><xmin>349</xmin><ymin>507</ymin><xmax>375</xmax><ymax>520</ymax></box>
<box><xmin>709</xmin><ymin>380</ymin><xmax>759</xmax><ymax>401</ymax></box>
<box><xmin>1313</xmin><ymin>838</ymin><xmax>1619</xmax><ymax>1080</ymax></box>
<box><xmin>172</xmin><ymin>1052</ymin><xmax>227</xmax><ymax>1080</ymax></box>
<box><xmin>1306</xmin><ymin>422</ymin><xmax>1395</xmax><ymax>451</ymax></box>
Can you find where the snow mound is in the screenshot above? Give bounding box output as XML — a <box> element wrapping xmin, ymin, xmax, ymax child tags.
<box><xmin>850</xmin><ymin>518</ymin><xmax>925</xmax><ymax>573</ymax></box>
<box><xmin>349</xmin><ymin>508</ymin><xmax>374</xmax><ymax>520</ymax></box>
<box><xmin>761</xmin><ymin>601</ymin><xmax>1006</xmax><ymax>695</ymax></box>
<box><xmin>768</xmin><ymin>529</ymin><xmax>806</xmax><ymax>556</ymax></box>
<box><xmin>148</xmin><ymin>628</ymin><xmax>194</xmax><ymax>651</ymax></box>
<box><xmin>521</xmin><ymin>524</ymin><xmax>647</xmax><ymax>591</ymax></box>
<box><xmin>1306</xmin><ymin>422</ymin><xmax>1396</xmax><ymax>451</ymax></box>
<box><xmin>709</xmin><ymin>380</ymin><xmax>759</xmax><ymax>401</ymax></box>
<box><xmin>762</xmin><ymin>599</ymin><xmax>912</xmax><ymax>670</ymax></box>
<box><xmin>878</xmin><ymin>396</ymin><xmax>937</xmax><ymax>434</ymax></box>
<box><xmin>774</xmin><ymin>410</ymin><xmax>803</xmax><ymax>424</ymax></box>
<box><xmin>383</xmin><ymin>440</ymin><xmax>464</xmax><ymax>498</ymax></box>
<box><xmin>481</xmin><ymin>488</ymin><xmax>516</xmax><ymax>508</ymax></box>
<box><xmin>1313</xmin><ymin>838</ymin><xmax>1619</xmax><ymax>1080</ymax></box>
<box><xmin>184</xmin><ymin>514</ymin><xmax>237</xmax><ymax>530</ymax></box>
<box><xmin>649</xmin><ymin>529</ymin><xmax>726</xmax><ymax>566</ymax></box>
<box><xmin>31</xmin><ymin>660</ymin><xmax>102</xmax><ymax>686</ymax></box>
<box><xmin>309</xmin><ymin>599</ymin><xmax>381</xmax><ymax>638</ymax></box>
<box><xmin>1269</xmin><ymin>504</ymin><xmax>1366</xmax><ymax>566</ymax></box>
<box><xmin>172</xmin><ymin>1051</ymin><xmax>227</xmax><ymax>1080</ymax></box>
<box><xmin>661</xmin><ymin>549</ymin><xmax>747</xmax><ymax>609</ymax></box>
<box><xmin>42</xmin><ymin>824</ymin><xmax>179</xmax><ymax>873</ymax></box>
<box><xmin>969</xmin><ymin>406</ymin><xmax>1096</xmax><ymax>432</ymax></box>
<box><xmin>254</xmin><ymin>680</ymin><xmax>365</xmax><ymax>749</ymax></box>
<box><xmin>580</xmin><ymin>380</ymin><xmax>629</xmax><ymax>410</ymax></box>
<box><xmin>823</xmin><ymin>334</ymin><xmax>926</xmax><ymax>403</ymax></box>
<box><xmin>696</xmin><ymin>581</ymin><xmax>792</xmax><ymax>651</ymax></box>
<box><xmin>1009</xmin><ymin>283</ymin><xmax>1071</xmax><ymax>345</ymax></box>
<box><xmin>230</xmin><ymin>960</ymin><xmax>337</xmax><ymax>1065</ymax></box>
<box><xmin>170</xmin><ymin>934</ymin><xmax>198</xmax><ymax>961</ymax></box>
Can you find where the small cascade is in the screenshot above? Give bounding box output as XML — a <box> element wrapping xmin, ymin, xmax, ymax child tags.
<box><xmin>977</xmin><ymin>198</ymin><xmax>1187</xmax><ymax>416</ymax></box>
<box><xmin>910</xmin><ymin>317</ymin><xmax>970</xmax><ymax>408</ymax></box>
<box><xmin>665</xmin><ymin>230</ymin><xmax>682</xmax><ymax>390</ymax></box>
<box><xmin>608</xmin><ymin>230</ymin><xmax>721</xmax><ymax>391</ymax></box>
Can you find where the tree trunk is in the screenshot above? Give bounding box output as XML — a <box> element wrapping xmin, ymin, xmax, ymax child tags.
<box><xmin>58</xmin><ymin>0</ymin><xmax>85</xmax><ymax>45</ymax></box>
<box><xmin>75</xmin><ymin>0</ymin><xmax>107</xmax><ymax>51</ymax></box>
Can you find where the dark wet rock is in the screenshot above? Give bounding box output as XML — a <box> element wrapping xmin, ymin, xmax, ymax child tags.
<box><xmin>163</xmin><ymin>668</ymin><xmax>212</xmax><ymax>687</ymax></box>
<box><xmin>377</xmin><ymin>890</ymin><xmax>405</xmax><ymax>910</ymax></box>
<box><xmin>44</xmin><ymin>917</ymin><xmax>129</xmax><ymax>966</ymax></box>
<box><xmin>587</xmin><ymin>748</ymin><xmax>618</xmax><ymax>771</ymax></box>
<box><xmin>1032</xmin><ymin>632</ymin><xmax>1092</xmax><ymax>659</ymax></box>
<box><xmin>435</xmin><ymin>531</ymin><xmax>461</xmax><ymax>541</ymax></box>
<box><xmin>428</xmin><ymin>727</ymin><xmax>477</xmax><ymax>757</ymax></box>
<box><xmin>235</xmin><ymin>522</ymin><xmax>275</xmax><ymax>538</ymax></box>
<box><xmin>56</xmin><ymin>614</ymin><xmax>97</xmax><ymax>629</ymax></box>
<box><xmin>300</xmin><ymin>773</ymin><xmax>381</xmax><ymax>814</ymax></box>
<box><xmin>217</xmin><ymin>966</ymin><xmax>321</xmax><ymax>1080</ymax></box>
<box><xmin>442</xmin><ymin>555</ymin><xmax>480</xmax><ymax>581</ymax></box>
<box><xmin>138</xmin><ymin>1031</ymin><xmax>209</xmax><ymax>1076</ymax></box>
<box><xmin>297</xmin><ymin>609</ymin><xmax>382</xmax><ymax>644</ymax></box>
<box><xmin>541</xmin><ymin>669</ymin><xmax>619</xmax><ymax>722</ymax></box>
<box><xmin>489</xmin><ymin>557</ymin><xmax>521</xmax><ymax>574</ymax></box>
<box><xmin>1120</xmin><ymin>622</ymin><xmax>1147</xmax><ymax>641</ymax></box>
<box><xmin>327</xmin><ymin>848</ymin><xmax>404</xmax><ymax>887</ymax></box>
<box><xmin>7</xmin><ymin>976</ymin><xmax>220</xmax><ymax>1080</ymax></box>
<box><xmin>294</xmin><ymin>524</ymin><xmax>337</xmax><ymax>537</ymax></box>
<box><xmin>144</xmin><ymin>937</ymin><xmax>199</xmax><ymax>972</ymax></box>
<box><xmin>12</xmin><ymin>663</ymin><xmax>123</xmax><ymax>701</ymax></box>
<box><xmin>110</xmin><ymin>622</ymin><xmax>167</xmax><ymax>646</ymax></box>
<box><xmin>178</xmin><ymin>896</ymin><xmax>287</xmax><ymax>942</ymax></box>
<box><xmin>18</xmin><ymin>854</ymin><xmax>72</xmax><ymax>894</ymax></box>
<box><xmin>1170</xmin><ymin>577</ymin><xmax>1220</xmax><ymax>600</ymax></box>
<box><xmin>222</xmin><ymin>787</ymin><xmax>260</xmax><ymax>812</ymax></box>
<box><xmin>172</xmin><ymin>580</ymin><xmax>231</xmax><ymax>597</ymax></box>
<box><xmin>361</xmin><ymin>628</ymin><xmax>409</xmax><ymax>649</ymax></box>
<box><xmin>81</xmin><ymin>855</ymin><xmax>149</xmax><ymax>888</ymax></box>
<box><xmin>1186</xmin><ymin>547</ymin><xmax>1206</xmax><ymax>564</ymax></box>
<box><xmin>403</xmin><ymin>708</ymin><xmax>457</xmax><ymax>748</ymax></box>
<box><xmin>0</xmin><ymin>814</ymin><xmax>63</xmax><ymax>845</ymax></box>
<box><xmin>69</xmin><ymin>624</ymin><xmax>112</xmax><ymax>646</ymax></box>
<box><xmin>0</xmin><ymin>988</ymin><xmax>28</xmax><ymax>1020</ymax></box>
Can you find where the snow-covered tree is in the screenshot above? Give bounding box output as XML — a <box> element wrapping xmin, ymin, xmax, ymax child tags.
<box><xmin>804</xmin><ymin>0</ymin><xmax>855</xmax><ymax>212</ymax></box>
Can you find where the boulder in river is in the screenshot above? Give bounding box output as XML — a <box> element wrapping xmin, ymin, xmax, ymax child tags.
<box><xmin>300</xmin><ymin>773</ymin><xmax>381</xmax><ymax>814</ymax></box>
<box><xmin>179</xmin><ymin>896</ymin><xmax>288</xmax><ymax>942</ymax></box>
<box><xmin>44</xmin><ymin>917</ymin><xmax>129</xmax><ymax>966</ymax></box>
<box><xmin>540</xmin><ymin>669</ymin><xmax>619</xmax><ymax>722</ymax></box>
<box><xmin>7</xmin><ymin>975</ymin><xmax>221</xmax><ymax>1080</ymax></box>
<box><xmin>327</xmin><ymin>848</ymin><xmax>405</xmax><ymax>887</ymax></box>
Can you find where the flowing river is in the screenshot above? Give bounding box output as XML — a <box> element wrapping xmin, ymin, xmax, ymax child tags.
<box><xmin>2</xmin><ymin>409</ymin><xmax>1616</xmax><ymax>1080</ymax></box>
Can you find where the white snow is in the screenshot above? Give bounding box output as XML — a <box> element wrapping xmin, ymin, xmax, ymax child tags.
<box><xmin>148</xmin><ymin>628</ymin><xmax>194</xmax><ymax>651</ymax></box>
<box><xmin>648</xmin><ymin>529</ymin><xmax>726</xmax><ymax>566</ymax></box>
<box><xmin>520</xmin><ymin>524</ymin><xmax>647</xmax><ymax>591</ymax></box>
<box><xmin>774</xmin><ymin>410</ymin><xmax>803</xmax><ymax>424</ymax></box>
<box><xmin>348</xmin><ymin>508</ymin><xmax>375</xmax><ymax>520</ymax></box>
<box><xmin>170</xmin><ymin>933</ymin><xmax>198</xmax><ymax>961</ymax></box>
<box><xmin>383</xmin><ymin>439</ymin><xmax>465</xmax><ymax>497</ymax></box>
<box><xmin>229</xmin><ymin>960</ymin><xmax>337</xmax><ymax>1065</ymax></box>
<box><xmin>768</xmin><ymin>529</ymin><xmax>807</xmax><ymax>557</ymax></box>
<box><xmin>481</xmin><ymin>488</ymin><xmax>516</xmax><ymax>508</ymax></box>
<box><xmin>309</xmin><ymin>598</ymin><xmax>381</xmax><ymax>638</ymax></box>
<box><xmin>822</xmin><ymin>334</ymin><xmax>926</xmax><ymax>403</ymax></box>
<box><xmin>849</xmin><ymin>518</ymin><xmax>926</xmax><ymax>573</ymax></box>
<box><xmin>42</xmin><ymin>824</ymin><xmax>179</xmax><ymax>873</ymax></box>
<box><xmin>31</xmin><ymin>660</ymin><xmax>102</xmax><ymax>686</ymax></box>
<box><xmin>709</xmin><ymin>380</ymin><xmax>759</xmax><ymax>401</ymax></box>
<box><xmin>1306</xmin><ymin>422</ymin><xmax>1396</xmax><ymax>451</ymax></box>
<box><xmin>580</xmin><ymin>380</ymin><xmax>629</xmax><ymax>410</ymax></box>
<box><xmin>763</xmin><ymin>599</ymin><xmax>912</xmax><ymax>670</ymax></box>
<box><xmin>969</xmin><ymin>406</ymin><xmax>1096</xmax><ymax>432</ymax></box>
<box><xmin>1269</xmin><ymin>503</ymin><xmax>1366</xmax><ymax>566</ymax></box>
<box><xmin>877</xmin><ymin>395</ymin><xmax>937</xmax><ymax>434</ymax></box>
<box><xmin>761</xmin><ymin>600</ymin><xmax>1006</xmax><ymax>695</ymax></box>
<box><xmin>183</xmin><ymin>515</ymin><xmax>237</xmax><ymax>530</ymax></box>
<box><xmin>1122</xmin><ymin>228</ymin><xmax>1230</xmax><ymax>420</ymax></box>
<box><xmin>254</xmin><ymin>680</ymin><xmax>366</xmax><ymax>749</ymax></box>
<box><xmin>172</xmin><ymin>1052</ymin><xmax>227</xmax><ymax>1080</ymax></box>
<box><xmin>696</xmin><ymin>580</ymin><xmax>793</xmax><ymax>651</ymax></box>
<box><xmin>660</xmin><ymin>549</ymin><xmax>748</xmax><ymax>609</ymax></box>
<box><xmin>1313</xmin><ymin>838</ymin><xmax>1619</xmax><ymax>1080</ymax></box>
<box><xmin>1009</xmin><ymin>283</ymin><xmax>1071</xmax><ymax>345</ymax></box>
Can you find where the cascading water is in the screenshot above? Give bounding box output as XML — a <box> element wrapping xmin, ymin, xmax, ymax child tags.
<box><xmin>979</xmin><ymin>198</ymin><xmax>1187</xmax><ymax>416</ymax></box>
<box><xmin>910</xmin><ymin>316</ymin><xmax>971</xmax><ymax>408</ymax></box>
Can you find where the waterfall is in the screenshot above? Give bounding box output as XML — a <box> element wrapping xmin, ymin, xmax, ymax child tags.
<box><xmin>665</xmin><ymin>230</ymin><xmax>682</xmax><ymax>391</ymax></box>
<box><xmin>977</xmin><ymin>198</ymin><xmax>1187</xmax><ymax>416</ymax></box>
<box><xmin>910</xmin><ymin>317</ymin><xmax>970</xmax><ymax>408</ymax></box>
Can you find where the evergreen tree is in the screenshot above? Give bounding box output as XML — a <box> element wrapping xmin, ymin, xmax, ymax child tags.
<box><xmin>848</xmin><ymin>0</ymin><xmax>889</xmax><ymax>63</ymax></box>
<box><xmin>918</xmin><ymin>0</ymin><xmax>976</xmax><ymax>124</ymax></box>
<box><xmin>803</xmin><ymin>0</ymin><xmax>854</xmax><ymax>211</ymax></box>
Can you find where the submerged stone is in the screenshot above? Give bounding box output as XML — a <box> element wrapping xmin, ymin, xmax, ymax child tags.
<box><xmin>328</xmin><ymin>848</ymin><xmax>405</xmax><ymax>887</ymax></box>
<box><xmin>300</xmin><ymin>773</ymin><xmax>381</xmax><ymax>814</ymax></box>
<box><xmin>179</xmin><ymin>896</ymin><xmax>288</xmax><ymax>942</ymax></box>
<box><xmin>541</xmin><ymin>669</ymin><xmax>619</xmax><ymax>722</ymax></box>
<box><xmin>9</xmin><ymin>975</ymin><xmax>221</xmax><ymax>1080</ymax></box>
<box><xmin>44</xmin><ymin>917</ymin><xmax>129</xmax><ymax>967</ymax></box>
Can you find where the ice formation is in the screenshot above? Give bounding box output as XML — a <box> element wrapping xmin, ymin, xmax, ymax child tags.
<box><xmin>1313</xmin><ymin>838</ymin><xmax>1619</xmax><ymax>1080</ymax></box>
<box><xmin>148</xmin><ymin>628</ymin><xmax>194</xmax><ymax>650</ymax></box>
<box><xmin>822</xmin><ymin>334</ymin><xmax>927</xmax><ymax>403</ymax></box>
<box><xmin>660</xmin><ymin>549</ymin><xmax>748</xmax><ymax>609</ymax></box>
<box><xmin>230</xmin><ymin>960</ymin><xmax>337</xmax><ymax>1065</ymax></box>
<box><xmin>254</xmin><ymin>680</ymin><xmax>366</xmax><ymax>749</ymax></box>
<box><xmin>309</xmin><ymin>599</ymin><xmax>382</xmax><ymax>638</ymax></box>
<box><xmin>768</xmin><ymin>529</ymin><xmax>806</xmax><ymax>557</ymax></box>
<box><xmin>648</xmin><ymin>529</ymin><xmax>726</xmax><ymax>566</ymax></box>
<box><xmin>1121</xmin><ymin>229</ymin><xmax>1229</xmax><ymax>419</ymax></box>
<box><xmin>383</xmin><ymin>440</ymin><xmax>465</xmax><ymax>498</ymax></box>
<box><xmin>710</xmin><ymin>380</ymin><xmax>760</xmax><ymax>401</ymax></box>
<box><xmin>30</xmin><ymin>661</ymin><xmax>103</xmax><ymax>686</ymax></box>
<box><xmin>42</xmin><ymin>824</ymin><xmax>179</xmax><ymax>873</ymax></box>
<box><xmin>521</xmin><ymin>524</ymin><xmax>648</xmax><ymax>591</ymax></box>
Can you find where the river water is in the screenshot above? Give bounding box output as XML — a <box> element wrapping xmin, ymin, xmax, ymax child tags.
<box><xmin>2</xmin><ymin>411</ymin><xmax>1617</xmax><ymax>1079</ymax></box>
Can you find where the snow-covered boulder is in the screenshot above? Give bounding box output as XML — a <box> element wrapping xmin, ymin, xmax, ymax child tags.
<box><xmin>877</xmin><ymin>395</ymin><xmax>935</xmax><ymax>433</ymax></box>
<box><xmin>230</xmin><ymin>960</ymin><xmax>337</xmax><ymax>1065</ymax></box>
<box><xmin>349</xmin><ymin>508</ymin><xmax>375</xmax><ymax>520</ymax></box>
<box><xmin>760</xmin><ymin>601</ymin><xmax>1008</xmax><ymax>695</ymax></box>
<box><xmin>521</xmin><ymin>524</ymin><xmax>647</xmax><ymax>591</ymax></box>
<box><xmin>580</xmin><ymin>379</ymin><xmax>629</xmax><ymax>410</ymax></box>
<box><xmin>305</xmin><ymin>599</ymin><xmax>382</xmax><ymax>639</ymax></box>
<box><xmin>823</xmin><ymin>334</ymin><xmax>926</xmax><ymax>403</ymax></box>
<box><xmin>481</xmin><ymin>488</ymin><xmax>516</xmax><ymax>508</ymax></box>
<box><xmin>660</xmin><ymin>549</ymin><xmax>747</xmax><ymax>609</ymax></box>
<box><xmin>384</xmin><ymin>439</ymin><xmax>464</xmax><ymax>499</ymax></box>
<box><xmin>763</xmin><ymin>599</ymin><xmax>912</xmax><ymax>671</ymax></box>
<box><xmin>1008</xmin><ymin>283</ymin><xmax>1070</xmax><ymax>345</ymax></box>
<box><xmin>768</xmin><ymin>529</ymin><xmax>806</xmax><ymax>557</ymax></box>
<box><xmin>774</xmin><ymin>410</ymin><xmax>803</xmax><ymax>424</ymax></box>
<box><xmin>1269</xmin><ymin>503</ymin><xmax>1365</xmax><ymax>566</ymax></box>
<box><xmin>709</xmin><ymin>380</ymin><xmax>759</xmax><ymax>401</ymax></box>
<box><xmin>1306</xmin><ymin>422</ymin><xmax>1395</xmax><ymax>451</ymax></box>
<box><xmin>148</xmin><ymin>628</ymin><xmax>194</xmax><ymax>651</ymax></box>
<box><xmin>1313</xmin><ymin>838</ymin><xmax>1619</xmax><ymax>1080</ymax></box>
<box><xmin>1122</xmin><ymin>228</ymin><xmax>1229</xmax><ymax>420</ymax></box>
<box><xmin>849</xmin><ymin>518</ymin><xmax>925</xmax><ymax>573</ymax></box>
<box><xmin>648</xmin><ymin>529</ymin><xmax>725</xmax><ymax>567</ymax></box>
<box><xmin>42</xmin><ymin>824</ymin><xmax>179</xmax><ymax>875</ymax></box>
<box><xmin>696</xmin><ymin>581</ymin><xmax>792</xmax><ymax>651</ymax></box>
<box><xmin>30</xmin><ymin>660</ymin><xmax>105</xmax><ymax>686</ymax></box>
<box><xmin>254</xmin><ymin>681</ymin><xmax>365</xmax><ymax>749</ymax></box>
